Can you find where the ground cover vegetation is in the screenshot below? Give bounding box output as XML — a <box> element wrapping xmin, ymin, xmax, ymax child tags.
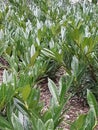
<box><xmin>0</xmin><ymin>0</ymin><xmax>98</xmax><ymax>129</ymax></box>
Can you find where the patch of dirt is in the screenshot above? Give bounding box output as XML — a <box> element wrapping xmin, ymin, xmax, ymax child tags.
<box><xmin>0</xmin><ymin>57</ymin><xmax>9</xmax><ymax>83</ymax></box>
<box><xmin>59</xmin><ymin>96</ymin><xmax>88</xmax><ymax>130</ymax></box>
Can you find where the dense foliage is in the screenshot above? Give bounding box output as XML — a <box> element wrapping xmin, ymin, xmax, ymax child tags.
<box><xmin>0</xmin><ymin>0</ymin><xmax>98</xmax><ymax>129</ymax></box>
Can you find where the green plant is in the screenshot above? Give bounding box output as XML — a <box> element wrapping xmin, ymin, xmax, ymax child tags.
<box><xmin>0</xmin><ymin>68</ymin><xmax>73</xmax><ymax>130</ymax></box>
<box><xmin>0</xmin><ymin>0</ymin><xmax>98</xmax><ymax>129</ymax></box>
<box><xmin>0</xmin><ymin>0</ymin><xmax>64</xmax><ymax>80</ymax></box>
<box><xmin>60</xmin><ymin>1</ymin><xmax>98</xmax><ymax>98</ymax></box>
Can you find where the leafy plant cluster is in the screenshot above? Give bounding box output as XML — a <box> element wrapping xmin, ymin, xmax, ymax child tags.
<box><xmin>0</xmin><ymin>70</ymin><xmax>73</xmax><ymax>130</ymax></box>
<box><xmin>62</xmin><ymin>1</ymin><xmax>98</xmax><ymax>98</ymax></box>
<box><xmin>0</xmin><ymin>0</ymin><xmax>98</xmax><ymax>129</ymax></box>
<box><xmin>1</xmin><ymin>0</ymin><xmax>98</xmax><ymax>96</ymax></box>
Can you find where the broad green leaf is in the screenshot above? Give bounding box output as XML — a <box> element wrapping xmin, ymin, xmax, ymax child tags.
<box><xmin>45</xmin><ymin>119</ymin><xmax>54</xmax><ymax>130</ymax></box>
<box><xmin>37</xmin><ymin>119</ymin><xmax>45</xmax><ymax>130</ymax></box>
<box><xmin>6</xmin><ymin>46</ymin><xmax>12</xmax><ymax>55</ymax></box>
<box><xmin>29</xmin><ymin>51</ymin><xmax>39</xmax><ymax>67</ymax></box>
<box><xmin>48</xmin><ymin>78</ymin><xmax>59</xmax><ymax>105</ymax></box>
<box><xmin>53</xmin><ymin>105</ymin><xmax>65</xmax><ymax>127</ymax></box>
<box><xmin>84</xmin><ymin>110</ymin><xmax>96</xmax><ymax>130</ymax></box>
<box><xmin>71</xmin><ymin>28</ymin><xmax>83</xmax><ymax>45</ymax></box>
<box><xmin>51</xmin><ymin>24</ymin><xmax>61</xmax><ymax>35</ymax></box>
<box><xmin>0</xmin><ymin>46</ymin><xmax>5</xmax><ymax>56</ymax></box>
<box><xmin>6</xmin><ymin>85</ymin><xmax>15</xmax><ymax>103</ymax></box>
<box><xmin>38</xmin><ymin>29</ymin><xmax>42</xmax><ymax>41</ymax></box>
<box><xmin>71</xmin><ymin>55</ymin><xmax>79</xmax><ymax>77</ymax></box>
<box><xmin>82</xmin><ymin>37</ymin><xmax>95</xmax><ymax>54</ymax></box>
<box><xmin>0</xmin><ymin>116</ymin><xmax>12</xmax><ymax>129</ymax></box>
<box><xmin>41</xmin><ymin>48</ymin><xmax>55</xmax><ymax>59</ymax></box>
<box><xmin>14</xmin><ymin>98</ymin><xmax>30</xmax><ymax>116</ymax></box>
<box><xmin>43</xmin><ymin>111</ymin><xmax>52</xmax><ymax>122</ymax></box>
<box><xmin>11</xmin><ymin>113</ymin><xmax>24</xmax><ymax>130</ymax></box>
<box><xmin>70</xmin><ymin>114</ymin><xmax>87</xmax><ymax>130</ymax></box>
<box><xmin>71</xmin><ymin>91</ymin><xmax>98</xmax><ymax>130</ymax></box>
<box><xmin>59</xmin><ymin>75</ymin><xmax>73</xmax><ymax>102</ymax></box>
<box><xmin>0</xmin><ymin>97</ymin><xmax>6</xmax><ymax>110</ymax></box>
<box><xmin>22</xmin><ymin>84</ymin><xmax>31</xmax><ymax>101</ymax></box>
<box><xmin>7</xmin><ymin>102</ymin><xmax>13</xmax><ymax>126</ymax></box>
<box><xmin>87</xmin><ymin>90</ymin><xmax>98</xmax><ymax>118</ymax></box>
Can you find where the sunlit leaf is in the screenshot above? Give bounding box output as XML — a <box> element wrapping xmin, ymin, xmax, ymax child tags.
<box><xmin>22</xmin><ymin>84</ymin><xmax>31</xmax><ymax>101</ymax></box>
